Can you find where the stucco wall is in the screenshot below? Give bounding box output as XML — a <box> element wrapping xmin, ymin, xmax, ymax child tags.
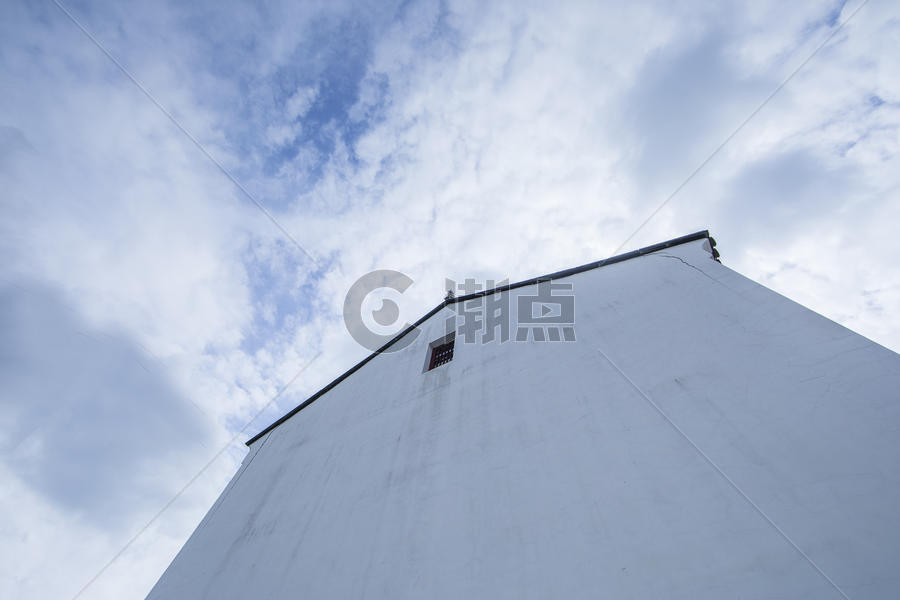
<box><xmin>148</xmin><ymin>238</ymin><xmax>900</xmax><ymax>599</ymax></box>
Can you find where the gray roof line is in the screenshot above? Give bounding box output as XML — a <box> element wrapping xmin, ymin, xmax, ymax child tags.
<box><xmin>245</xmin><ymin>230</ymin><xmax>715</xmax><ymax>446</ymax></box>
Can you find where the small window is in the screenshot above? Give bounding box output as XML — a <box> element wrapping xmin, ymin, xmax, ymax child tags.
<box><xmin>428</xmin><ymin>338</ymin><xmax>455</xmax><ymax>370</ymax></box>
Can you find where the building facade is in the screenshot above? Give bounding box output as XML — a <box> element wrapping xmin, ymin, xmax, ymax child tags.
<box><xmin>148</xmin><ymin>232</ymin><xmax>900</xmax><ymax>599</ymax></box>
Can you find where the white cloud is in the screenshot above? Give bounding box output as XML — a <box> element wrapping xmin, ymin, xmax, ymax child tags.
<box><xmin>1</xmin><ymin>0</ymin><xmax>898</xmax><ymax>598</ymax></box>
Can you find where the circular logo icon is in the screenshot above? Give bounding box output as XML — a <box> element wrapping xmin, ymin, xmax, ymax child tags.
<box><xmin>343</xmin><ymin>270</ymin><xmax>420</xmax><ymax>353</ymax></box>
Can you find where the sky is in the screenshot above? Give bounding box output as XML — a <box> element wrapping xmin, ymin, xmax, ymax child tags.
<box><xmin>0</xmin><ymin>0</ymin><xmax>897</xmax><ymax>598</ymax></box>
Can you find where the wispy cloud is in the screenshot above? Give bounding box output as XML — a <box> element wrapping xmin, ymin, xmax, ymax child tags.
<box><xmin>1</xmin><ymin>0</ymin><xmax>897</xmax><ymax>598</ymax></box>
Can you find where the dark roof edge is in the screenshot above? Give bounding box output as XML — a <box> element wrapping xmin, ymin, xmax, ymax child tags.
<box><xmin>246</xmin><ymin>230</ymin><xmax>713</xmax><ymax>446</ymax></box>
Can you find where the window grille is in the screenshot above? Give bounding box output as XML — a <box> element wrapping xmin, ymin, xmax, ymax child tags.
<box><xmin>428</xmin><ymin>339</ymin><xmax>455</xmax><ymax>370</ymax></box>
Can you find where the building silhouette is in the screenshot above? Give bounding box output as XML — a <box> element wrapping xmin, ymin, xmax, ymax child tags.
<box><xmin>148</xmin><ymin>231</ymin><xmax>900</xmax><ymax>599</ymax></box>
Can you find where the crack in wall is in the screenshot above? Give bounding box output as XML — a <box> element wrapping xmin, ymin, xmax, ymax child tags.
<box><xmin>653</xmin><ymin>253</ymin><xmax>721</xmax><ymax>283</ymax></box>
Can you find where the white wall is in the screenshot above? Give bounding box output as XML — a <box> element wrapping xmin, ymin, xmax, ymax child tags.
<box><xmin>148</xmin><ymin>238</ymin><xmax>900</xmax><ymax>599</ymax></box>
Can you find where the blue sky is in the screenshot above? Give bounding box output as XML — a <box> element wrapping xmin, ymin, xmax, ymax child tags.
<box><xmin>1</xmin><ymin>0</ymin><xmax>898</xmax><ymax>598</ymax></box>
